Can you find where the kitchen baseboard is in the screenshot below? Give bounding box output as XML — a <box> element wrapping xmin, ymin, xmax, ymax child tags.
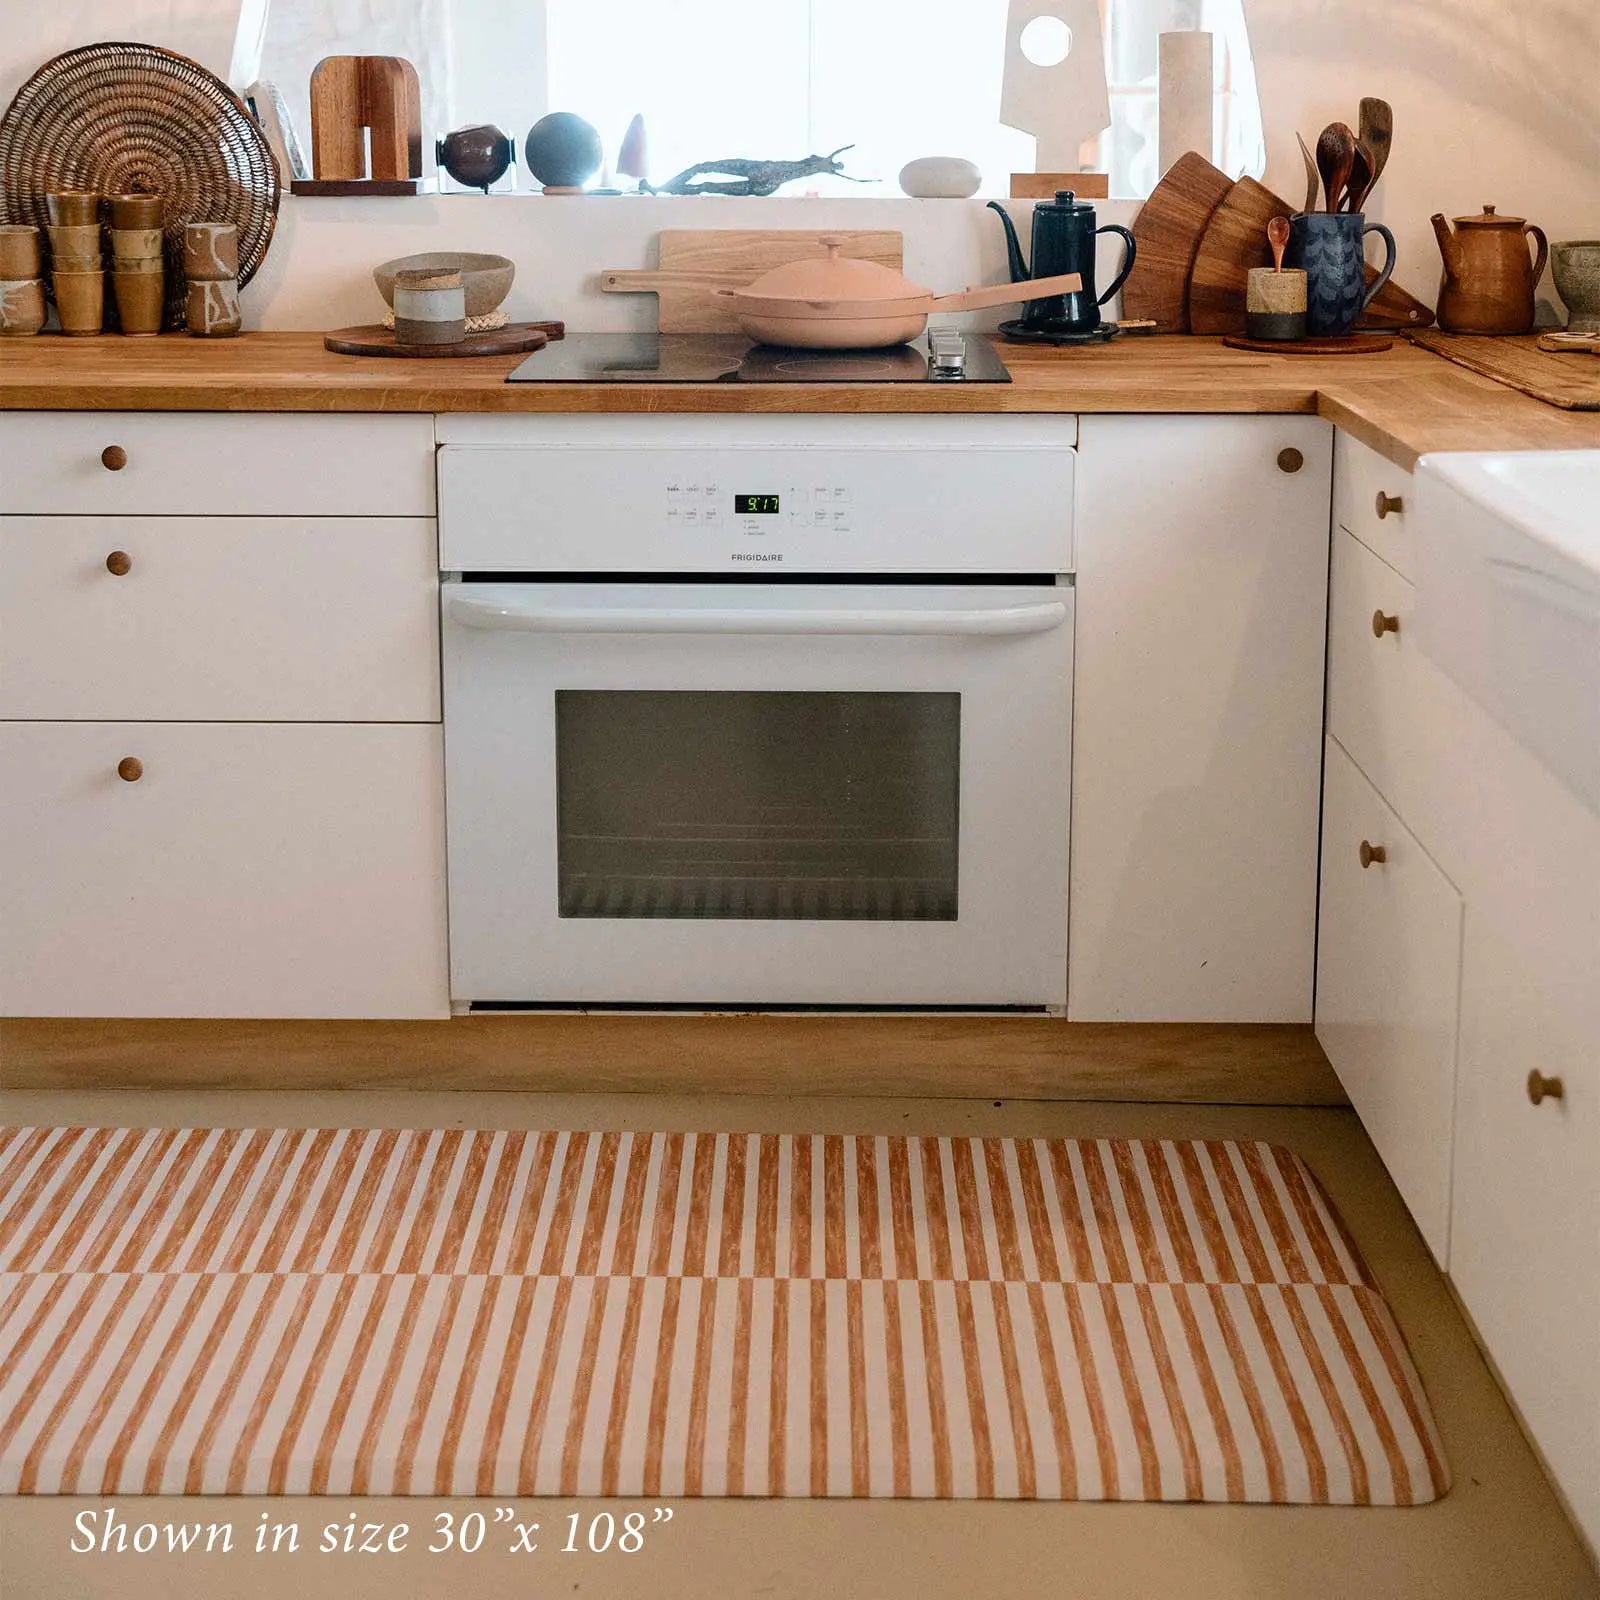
<box><xmin>0</xmin><ymin>1016</ymin><xmax>1346</xmax><ymax>1105</ymax></box>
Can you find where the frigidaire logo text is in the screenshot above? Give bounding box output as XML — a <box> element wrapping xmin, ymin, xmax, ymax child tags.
<box><xmin>732</xmin><ymin>552</ymin><xmax>783</xmax><ymax>562</ymax></box>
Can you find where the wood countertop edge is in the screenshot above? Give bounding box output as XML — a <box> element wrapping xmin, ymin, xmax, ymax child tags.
<box><xmin>0</xmin><ymin>333</ymin><xmax>1590</xmax><ymax>472</ymax></box>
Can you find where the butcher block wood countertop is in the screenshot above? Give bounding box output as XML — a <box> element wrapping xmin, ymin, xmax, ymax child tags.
<box><xmin>1</xmin><ymin>332</ymin><xmax>1595</xmax><ymax>470</ymax></box>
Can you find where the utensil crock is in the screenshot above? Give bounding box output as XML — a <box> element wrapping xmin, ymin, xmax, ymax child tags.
<box><xmin>1286</xmin><ymin>212</ymin><xmax>1396</xmax><ymax>338</ymax></box>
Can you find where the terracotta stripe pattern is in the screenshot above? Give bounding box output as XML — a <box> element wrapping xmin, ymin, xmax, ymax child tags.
<box><xmin>0</xmin><ymin>1128</ymin><xmax>1447</xmax><ymax>1503</ymax></box>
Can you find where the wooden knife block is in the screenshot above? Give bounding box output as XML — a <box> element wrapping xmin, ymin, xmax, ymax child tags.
<box><xmin>303</xmin><ymin>56</ymin><xmax>422</xmax><ymax>191</ymax></box>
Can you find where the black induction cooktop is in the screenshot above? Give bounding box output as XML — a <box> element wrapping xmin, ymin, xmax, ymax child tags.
<box><xmin>506</xmin><ymin>332</ymin><xmax>1010</xmax><ymax>384</ymax></box>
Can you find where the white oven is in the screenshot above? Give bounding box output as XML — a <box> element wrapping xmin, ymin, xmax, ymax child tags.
<box><xmin>438</xmin><ymin>415</ymin><xmax>1075</xmax><ymax>1009</ymax></box>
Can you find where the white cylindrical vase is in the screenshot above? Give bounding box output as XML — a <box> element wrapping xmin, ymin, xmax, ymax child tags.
<box><xmin>1158</xmin><ymin>30</ymin><xmax>1214</xmax><ymax>177</ymax></box>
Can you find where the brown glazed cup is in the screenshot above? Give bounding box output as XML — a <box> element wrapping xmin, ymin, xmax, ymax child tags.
<box><xmin>0</xmin><ymin>277</ymin><xmax>47</xmax><ymax>336</ymax></box>
<box><xmin>107</xmin><ymin>193</ymin><xmax>163</xmax><ymax>229</ymax></box>
<box><xmin>186</xmin><ymin>276</ymin><xmax>241</xmax><ymax>336</ymax></box>
<box><xmin>184</xmin><ymin>222</ymin><xmax>239</xmax><ymax>281</ymax></box>
<box><xmin>47</xmin><ymin>223</ymin><xmax>102</xmax><ymax>261</ymax></box>
<box><xmin>110</xmin><ymin>254</ymin><xmax>164</xmax><ymax>274</ymax></box>
<box><xmin>110</xmin><ymin>227</ymin><xmax>164</xmax><ymax>261</ymax></box>
<box><xmin>46</xmin><ymin>190</ymin><xmax>100</xmax><ymax>225</ymax></box>
<box><xmin>113</xmin><ymin>269</ymin><xmax>165</xmax><ymax>335</ymax></box>
<box><xmin>52</xmin><ymin>268</ymin><xmax>105</xmax><ymax>334</ymax></box>
<box><xmin>0</xmin><ymin>225</ymin><xmax>42</xmax><ymax>279</ymax></box>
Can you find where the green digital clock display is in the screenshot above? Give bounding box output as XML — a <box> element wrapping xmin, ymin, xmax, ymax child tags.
<box><xmin>735</xmin><ymin>494</ymin><xmax>781</xmax><ymax>514</ymax></box>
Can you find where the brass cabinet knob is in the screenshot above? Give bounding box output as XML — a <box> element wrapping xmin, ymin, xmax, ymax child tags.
<box><xmin>1359</xmin><ymin>840</ymin><xmax>1387</xmax><ymax>868</ymax></box>
<box><xmin>1372</xmin><ymin>609</ymin><xmax>1401</xmax><ymax>638</ymax></box>
<box><xmin>1375</xmin><ymin>490</ymin><xmax>1404</xmax><ymax>519</ymax></box>
<box><xmin>116</xmin><ymin>756</ymin><xmax>143</xmax><ymax>783</ymax></box>
<box><xmin>1527</xmin><ymin>1070</ymin><xmax>1565</xmax><ymax>1106</ymax></box>
<box><xmin>1277</xmin><ymin>447</ymin><xmax>1305</xmax><ymax>474</ymax></box>
<box><xmin>105</xmin><ymin>550</ymin><xmax>132</xmax><ymax>576</ymax></box>
<box><xmin>101</xmin><ymin>445</ymin><xmax>128</xmax><ymax>472</ymax></box>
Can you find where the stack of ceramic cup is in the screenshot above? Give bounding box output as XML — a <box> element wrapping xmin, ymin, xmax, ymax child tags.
<box><xmin>184</xmin><ymin>222</ymin><xmax>241</xmax><ymax>337</ymax></box>
<box><xmin>46</xmin><ymin>190</ymin><xmax>104</xmax><ymax>335</ymax></box>
<box><xmin>0</xmin><ymin>224</ymin><xmax>45</xmax><ymax>337</ymax></box>
<box><xmin>107</xmin><ymin>193</ymin><xmax>165</xmax><ymax>336</ymax></box>
<box><xmin>392</xmin><ymin>267</ymin><xmax>466</xmax><ymax>346</ymax></box>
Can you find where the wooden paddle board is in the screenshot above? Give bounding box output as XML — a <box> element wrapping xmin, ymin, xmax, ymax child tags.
<box><xmin>1123</xmin><ymin>152</ymin><xmax>1233</xmax><ymax>332</ymax></box>
<box><xmin>600</xmin><ymin>230</ymin><xmax>903</xmax><ymax>333</ymax></box>
<box><xmin>1187</xmin><ymin>176</ymin><xmax>1282</xmax><ymax>336</ymax></box>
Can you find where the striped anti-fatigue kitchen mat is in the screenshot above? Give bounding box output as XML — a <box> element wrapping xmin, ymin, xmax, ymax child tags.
<box><xmin>0</xmin><ymin>1127</ymin><xmax>1447</xmax><ymax>1503</ymax></box>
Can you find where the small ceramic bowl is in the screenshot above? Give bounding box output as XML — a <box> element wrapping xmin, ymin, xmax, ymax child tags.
<box><xmin>374</xmin><ymin>252</ymin><xmax>514</xmax><ymax>319</ymax></box>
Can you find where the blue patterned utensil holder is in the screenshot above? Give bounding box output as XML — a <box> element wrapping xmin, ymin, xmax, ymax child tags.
<box><xmin>1286</xmin><ymin>213</ymin><xmax>1397</xmax><ymax>338</ymax></box>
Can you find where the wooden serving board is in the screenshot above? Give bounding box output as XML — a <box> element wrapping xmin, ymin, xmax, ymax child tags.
<box><xmin>324</xmin><ymin>321</ymin><xmax>563</xmax><ymax>358</ymax></box>
<box><xmin>1409</xmin><ymin>331</ymin><xmax>1600</xmax><ymax>410</ymax></box>
<box><xmin>1123</xmin><ymin>152</ymin><xmax>1233</xmax><ymax>333</ymax></box>
<box><xmin>600</xmin><ymin>229</ymin><xmax>903</xmax><ymax>333</ymax></box>
<box><xmin>1223</xmin><ymin>333</ymin><xmax>1394</xmax><ymax>355</ymax></box>
<box><xmin>1187</xmin><ymin>176</ymin><xmax>1280</xmax><ymax>335</ymax></box>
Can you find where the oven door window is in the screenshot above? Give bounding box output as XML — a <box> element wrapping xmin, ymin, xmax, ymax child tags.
<box><xmin>555</xmin><ymin>690</ymin><xmax>959</xmax><ymax>920</ymax></box>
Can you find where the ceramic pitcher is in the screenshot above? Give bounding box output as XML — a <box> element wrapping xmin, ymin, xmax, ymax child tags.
<box><xmin>1286</xmin><ymin>213</ymin><xmax>1397</xmax><ymax>339</ymax></box>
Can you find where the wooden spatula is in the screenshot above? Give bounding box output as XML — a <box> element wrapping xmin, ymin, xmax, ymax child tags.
<box><xmin>1358</xmin><ymin>98</ymin><xmax>1393</xmax><ymax>198</ymax></box>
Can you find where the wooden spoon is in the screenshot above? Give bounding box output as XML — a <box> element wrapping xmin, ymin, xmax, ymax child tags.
<box><xmin>1316</xmin><ymin>122</ymin><xmax>1356</xmax><ymax>214</ymax></box>
<box><xmin>1295</xmin><ymin>132</ymin><xmax>1320</xmax><ymax>216</ymax></box>
<box><xmin>1344</xmin><ymin>139</ymin><xmax>1374</xmax><ymax>213</ymax></box>
<box><xmin>1267</xmin><ymin>215</ymin><xmax>1291</xmax><ymax>272</ymax></box>
<box><xmin>1358</xmin><ymin>97</ymin><xmax>1394</xmax><ymax>198</ymax></box>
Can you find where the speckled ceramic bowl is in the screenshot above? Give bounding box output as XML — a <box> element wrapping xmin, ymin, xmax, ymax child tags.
<box><xmin>373</xmin><ymin>252</ymin><xmax>514</xmax><ymax>319</ymax></box>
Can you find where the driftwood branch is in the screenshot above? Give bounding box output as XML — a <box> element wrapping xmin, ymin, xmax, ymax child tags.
<box><xmin>644</xmin><ymin>145</ymin><xmax>869</xmax><ymax>197</ymax></box>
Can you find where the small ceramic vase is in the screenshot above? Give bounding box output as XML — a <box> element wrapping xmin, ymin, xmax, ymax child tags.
<box><xmin>1552</xmin><ymin>241</ymin><xmax>1600</xmax><ymax>333</ymax></box>
<box><xmin>0</xmin><ymin>225</ymin><xmax>42</xmax><ymax>279</ymax></box>
<box><xmin>1245</xmin><ymin>266</ymin><xmax>1307</xmax><ymax>341</ymax></box>
<box><xmin>113</xmin><ymin>270</ymin><xmax>164</xmax><ymax>335</ymax></box>
<box><xmin>393</xmin><ymin>267</ymin><xmax>466</xmax><ymax>344</ymax></box>
<box><xmin>184</xmin><ymin>222</ymin><xmax>239</xmax><ymax>281</ymax></box>
<box><xmin>186</xmin><ymin>277</ymin><xmax>241</xmax><ymax>337</ymax></box>
<box><xmin>1286</xmin><ymin>212</ymin><xmax>1397</xmax><ymax>338</ymax></box>
<box><xmin>52</xmin><ymin>269</ymin><xmax>105</xmax><ymax>334</ymax></box>
<box><xmin>107</xmin><ymin>193</ymin><xmax>163</xmax><ymax>229</ymax></box>
<box><xmin>0</xmin><ymin>277</ymin><xmax>46</xmax><ymax>336</ymax></box>
<box><xmin>45</xmin><ymin>190</ymin><xmax>100</xmax><ymax>225</ymax></box>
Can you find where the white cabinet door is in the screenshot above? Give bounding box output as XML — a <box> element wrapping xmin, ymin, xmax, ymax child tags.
<box><xmin>0</xmin><ymin>723</ymin><xmax>450</xmax><ymax>1018</ymax></box>
<box><xmin>1069</xmin><ymin>415</ymin><xmax>1331</xmax><ymax>1021</ymax></box>
<box><xmin>1448</xmin><ymin>722</ymin><xmax>1600</xmax><ymax>1551</ymax></box>
<box><xmin>0</xmin><ymin>517</ymin><xmax>440</xmax><ymax>722</ymax></box>
<box><xmin>1316</xmin><ymin>737</ymin><xmax>1462</xmax><ymax>1261</ymax></box>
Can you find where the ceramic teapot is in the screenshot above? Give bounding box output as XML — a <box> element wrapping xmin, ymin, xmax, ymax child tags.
<box><xmin>988</xmin><ymin>191</ymin><xmax>1135</xmax><ymax>337</ymax></box>
<box><xmin>1431</xmin><ymin>205</ymin><xmax>1549</xmax><ymax>335</ymax></box>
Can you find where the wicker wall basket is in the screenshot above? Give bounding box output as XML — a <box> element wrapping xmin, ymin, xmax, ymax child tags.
<box><xmin>0</xmin><ymin>42</ymin><xmax>281</xmax><ymax>331</ymax></box>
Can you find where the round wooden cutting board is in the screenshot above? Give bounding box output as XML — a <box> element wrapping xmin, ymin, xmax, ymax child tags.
<box><xmin>1222</xmin><ymin>333</ymin><xmax>1394</xmax><ymax>355</ymax></box>
<box><xmin>323</xmin><ymin>322</ymin><xmax>561</xmax><ymax>358</ymax></box>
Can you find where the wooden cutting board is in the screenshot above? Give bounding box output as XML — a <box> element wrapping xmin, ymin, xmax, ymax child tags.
<box><xmin>1188</xmin><ymin>175</ymin><xmax>1438</xmax><ymax>336</ymax></box>
<box><xmin>600</xmin><ymin>230</ymin><xmax>903</xmax><ymax>333</ymax></box>
<box><xmin>1123</xmin><ymin>152</ymin><xmax>1233</xmax><ymax>332</ymax></box>
<box><xmin>1409</xmin><ymin>331</ymin><xmax>1600</xmax><ymax>410</ymax></box>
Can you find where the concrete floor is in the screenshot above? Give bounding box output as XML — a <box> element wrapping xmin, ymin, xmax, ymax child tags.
<box><xmin>1</xmin><ymin>1087</ymin><xmax>1595</xmax><ymax>1600</ymax></box>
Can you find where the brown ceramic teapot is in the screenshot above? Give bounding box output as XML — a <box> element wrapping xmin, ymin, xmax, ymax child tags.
<box><xmin>1431</xmin><ymin>205</ymin><xmax>1549</xmax><ymax>335</ymax></box>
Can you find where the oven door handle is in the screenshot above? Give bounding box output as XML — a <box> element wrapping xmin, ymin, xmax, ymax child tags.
<box><xmin>446</xmin><ymin>593</ymin><xmax>1069</xmax><ymax>637</ymax></box>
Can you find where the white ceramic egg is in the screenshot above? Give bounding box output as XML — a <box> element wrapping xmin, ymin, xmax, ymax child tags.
<box><xmin>897</xmin><ymin>157</ymin><xmax>982</xmax><ymax>199</ymax></box>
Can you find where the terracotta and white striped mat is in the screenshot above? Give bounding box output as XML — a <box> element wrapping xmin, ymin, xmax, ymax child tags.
<box><xmin>0</xmin><ymin>1127</ymin><xmax>1447</xmax><ymax>1504</ymax></box>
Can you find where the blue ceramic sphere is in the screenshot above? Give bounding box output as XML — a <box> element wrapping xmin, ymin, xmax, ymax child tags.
<box><xmin>524</xmin><ymin>112</ymin><xmax>603</xmax><ymax>189</ymax></box>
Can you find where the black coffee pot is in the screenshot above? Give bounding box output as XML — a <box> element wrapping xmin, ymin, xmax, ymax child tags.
<box><xmin>988</xmin><ymin>191</ymin><xmax>1136</xmax><ymax>336</ymax></box>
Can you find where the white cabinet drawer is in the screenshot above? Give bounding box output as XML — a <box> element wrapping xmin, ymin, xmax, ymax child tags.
<box><xmin>1316</xmin><ymin>736</ymin><xmax>1461</xmax><ymax>1261</ymax></box>
<box><xmin>1327</xmin><ymin>527</ymin><xmax>1419</xmax><ymax>815</ymax></box>
<box><xmin>1334</xmin><ymin>431</ymin><xmax>1414</xmax><ymax>579</ymax></box>
<box><xmin>0</xmin><ymin>414</ymin><xmax>436</xmax><ymax>516</ymax></box>
<box><xmin>0</xmin><ymin>517</ymin><xmax>440</xmax><ymax>722</ymax></box>
<box><xmin>0</xmin><ymin>722</ymin><xmax>449</xmax><ymax>1018</ymax></box>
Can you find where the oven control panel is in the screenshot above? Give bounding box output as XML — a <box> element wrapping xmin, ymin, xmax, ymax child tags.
<box><xmin>438</xmin><ymin>416</ymin><xmax>1076</xmax><ymax>573</ymax></box>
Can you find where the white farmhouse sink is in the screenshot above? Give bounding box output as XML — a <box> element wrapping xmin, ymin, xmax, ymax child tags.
<box><xmin>1413</xmin><ymin>450</ymin><xmax>1600</xmax><ymax>813</ymax></box>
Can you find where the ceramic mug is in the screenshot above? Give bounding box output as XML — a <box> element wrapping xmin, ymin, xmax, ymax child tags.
<box><xmin>0</xmin><ymin>277</ymin><xmax>46</xmax><ymax>336</ymax></box>
<box><xmin>1286</xmin><ymin>212</ymin><xmax>1397</xmax><ymax>339</ymax></box>
<box><xmin>0</xmin><ymin>225</ymin><xmax>42</xmax><ymax>279</ymax></box>
<box><xmin>186</xmin><ymin>277</ymin><xmax>241</xmax><ymax>337</ymax></box>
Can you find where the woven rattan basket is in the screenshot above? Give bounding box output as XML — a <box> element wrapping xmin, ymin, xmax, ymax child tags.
<box><xmin>0</xmin><ymin>41</ymin><xmax>280</xmax><ymax>331</ymax></box>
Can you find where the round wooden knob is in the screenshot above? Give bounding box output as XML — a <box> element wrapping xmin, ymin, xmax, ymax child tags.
<box><xmin>105</xmin><ymin>550</ymin><xmax>132</xmax><ymax>576</ymax></box>
<box><xmin>1372</xmin><ymin>609</ymin><xmax>1401</xmax><ymax>638</ymax></box>
<box><xmin>1375</xmin><ymin>490</ymin><xmax>1404</xmax><ymax>519</ymax></box>
<box><xmin>116</xmin><ymin>756</ymin><xmax>143</xmax><ymax>783</ymax></box>
<box><xmin>1359</xmin><ymin>839</ymin><xmax>1387</xmax><ymax>868</ymax></box>
<box><xmin>1277</xmin><ymin>447</ymin><xmax>1304</xmax><ymax>474</ymax></box>
<box><xmin>1527</xmin><ymin>1069</ymin><xmax>1565</xmax><ymax>1106</ymax></box>
<box><xmin>101</xmin><ymin>445</ymin><xmax>128</xmax><ymax>472</ymax></box>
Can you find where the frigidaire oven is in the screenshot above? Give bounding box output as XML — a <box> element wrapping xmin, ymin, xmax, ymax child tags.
<box><xmin>438</xmin><ymin>413</ymin><xmax>1074</xmax><ymax>1009</ymax></box>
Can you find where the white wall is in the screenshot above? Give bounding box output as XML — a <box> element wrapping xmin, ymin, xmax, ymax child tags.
<box><xmin>4</xmin><ymin>0</ymin><xmax>1598</xmax><ymax>330</ymax></box>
